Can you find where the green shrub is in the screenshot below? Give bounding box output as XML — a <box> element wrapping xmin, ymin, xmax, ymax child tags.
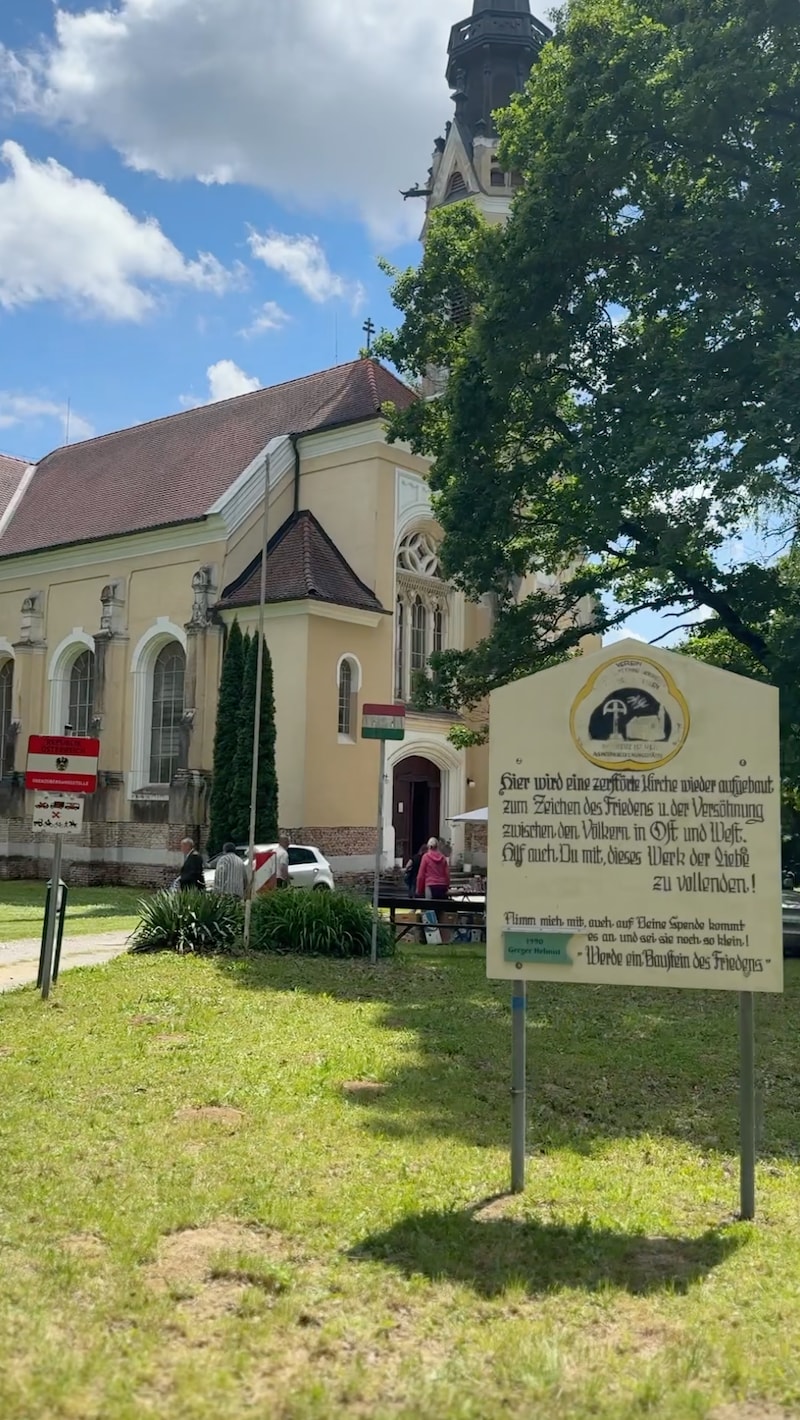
<box><xmin>249</xmin><ymin>889</ymin><xmax>394</xmax><ymax>959</ymax></box>
<box><xmin>129</xmin><ymin>890</ymin><xmax>243</xmax><ymax>955</ymax></box>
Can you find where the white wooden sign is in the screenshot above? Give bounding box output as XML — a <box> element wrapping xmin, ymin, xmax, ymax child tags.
<box><xmin>31</xmin><ymin>793</ymin><xmax>85</xmax><ymax>836</ymax></box>
<box><xmin>487</xmin><ymin>639</ymin><xmax>783</xmax><ymax>994</ymax></box>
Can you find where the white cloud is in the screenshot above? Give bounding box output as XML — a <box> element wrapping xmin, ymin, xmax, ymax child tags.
<box><xmin>207</xmin><ymin>359</ymin><xmax>261</xmax><ymax>402</ymax></box>
<box><xmin>181</xmin><ymin>360</ymin><xmax>262</xmax><ymax>407</ymax></box>
<box><xmin>0</xmin><ymin>0</ymin><xmax>550</xmax><ymax>239</ymax></box>
<box><xmin>0</xmin><ymin>392</ymin><xmax>94</xmax><ymax>442</ymax></box>
<box><xmin>0</xmin><ymin>140</ymin><xmax>233</xmax><ymax>319</ymax></box>
<box><xmin>248</xmin><ymin>231</ymin><xmax>364</xmax><ymax>308</ymax></box>
<box><xmin>240</xmin><ymin>299</ymin><xmax>291</xmax><ymax>338</ymax></box>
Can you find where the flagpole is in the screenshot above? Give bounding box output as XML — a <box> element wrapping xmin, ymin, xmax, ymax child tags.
<box><xmin>243</xmin><ymin>450</ymin><xmax>270</xmax><ymax>950</ymax></box>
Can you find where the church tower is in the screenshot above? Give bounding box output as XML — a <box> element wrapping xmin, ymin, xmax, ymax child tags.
<box><xmin>416</xmin><ymin>1</ymin><xmax>551</xmax><ymax>239</ymax></box>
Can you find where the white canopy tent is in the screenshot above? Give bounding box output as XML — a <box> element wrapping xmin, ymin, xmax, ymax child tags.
<box><xmin>448</xmin><ymin>807</ymin><xmax>488</xmax><ymax>823</ymax></box>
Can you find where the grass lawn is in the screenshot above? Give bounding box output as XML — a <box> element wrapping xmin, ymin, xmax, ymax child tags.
<box><xmin>1</xmin><ymin>946</ymin><xmax>799</xmax><ymax>1419</ymax></box>
<box><xmin>0</xmin><ymin>882</ymin><xmax>147</xmax><ymax>942</ymax></box>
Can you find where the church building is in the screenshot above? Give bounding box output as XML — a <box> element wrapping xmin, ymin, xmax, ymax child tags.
<box><xmin>0</xmin><ymin>2</ymin><xmax>551</xmax><ymax>885</ymax></box>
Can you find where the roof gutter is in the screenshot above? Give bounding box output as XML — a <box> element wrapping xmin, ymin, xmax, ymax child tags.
<box><xmin>291</xmin><ymin>434</ymin><xmax>301</xmax><ymax>516</ymax></box>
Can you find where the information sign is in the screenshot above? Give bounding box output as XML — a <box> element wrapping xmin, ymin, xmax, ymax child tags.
<box><xmin>487</xmin><ymin>639</ymin><xmax>782</xmax><ymax>994</ymax></box>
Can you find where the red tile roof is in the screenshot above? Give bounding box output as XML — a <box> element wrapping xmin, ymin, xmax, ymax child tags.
<box><xmin>218</xmin><ymin>510</ymin><xmax>386</xmax><ymax>614</ymax></box>
<box><xmin>0</xmin><ymin>453</ymin><xmax>30</xmax><ymax>524</ymax></box>
<box><xmin>0</xmin><ymin>360</ymin><xmax>415</xmax><ymax>560</ymax></box>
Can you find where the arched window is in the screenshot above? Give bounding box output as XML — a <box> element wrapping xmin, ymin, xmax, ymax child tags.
<box><xmin>395</xmin><ymin>598</ymin><xmax>405</xmax><ymax>701</ymax></box>
<box><xmin>411</xmin><ymin>597</ymin><xmax>427</xmax><ymax>674</ymax></box>
<box><xmin>338</xmin><ymin>659</ymin><xmax>353</xmax><ymax>738</ymax></box>
<box><xmin>0</xmin><ymin>659</ymin><xmax>13</xmax><ymax>776</ymax></box>
<box><xmin>68</xmin><ymin>650</ymin><xmax>95</xmax><ymax>738</ymax></box>
<box><xmin>446</xmin><ymin>171</ymin><xmax>467</xmax><ymax>200</ymax></box>
<box><xmin>149</xmin><ymin>643</ymin><xmax>185</xmax><ymax>786</ymax></box>
<box><xmin>395</xmin><ymin>532</ymin><xmax>449</xmax><ymax>702</ymax></box>
<box><xmin>433</xmin><ymin>608</ymin><xmax>444</xmax><ymax>657</ymax></box>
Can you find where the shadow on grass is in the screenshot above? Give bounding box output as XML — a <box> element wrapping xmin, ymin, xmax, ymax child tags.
<box><xmin>349</xmin><ymin>1200</ymin><xmax>742</xmax><ymax>1297</ymax></box>
<box><xmin>215</xmin><ymin>949</ymin><xmax>800</xmax><ymax>1159</ymax></box>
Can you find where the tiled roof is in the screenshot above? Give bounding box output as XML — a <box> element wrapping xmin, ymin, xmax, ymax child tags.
<box><xmin>0</xmin><ymin>360</ymin><xmax>415</xmax><ymax>560</ymax></box>
<box><xmin>218</xmin><ymin>510</ymin><xmax>386</xmax><ymax>615</ymax></box>
<box><xmin>0</xmin><ymin>453</ymin><xmax>30</xmax><ymax>524</ymax></box>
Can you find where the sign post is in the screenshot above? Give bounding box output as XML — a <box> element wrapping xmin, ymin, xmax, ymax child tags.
<box><xmin>26</xmin><ymin>737</ymin><xmax>99</xmax><ymax>1000</ymax></box>
<box><xmin>362</xmin><ymin>704</ymin><xmax>405</xmax><ymax>965</ymax></box>
<box><xmin>488</xmin><ymin>639</ymin><xmax>782</xmax><ymax>1210</ymax></box>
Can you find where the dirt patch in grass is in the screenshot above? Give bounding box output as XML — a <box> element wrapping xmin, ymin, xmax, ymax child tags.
<box><xmin>173</xmin><ymin>1106</ymin><xmax>243</xmax><ymax>1127</ymax></box>
<box><xmin>342</xmin><ymin>1081</ymin><xmax>388</xmax><ymax>1098</ymax></box>
<box><xmin>711</xmin><ymin>1406</ymin><xmax>796</xmax><ymax>1420</ymax></box>
<box><xmin>145</xmin><ymin>1222</ymin><xmax>294</xmax><ymax>1323</ymax></box>
<box><xmin>62</xmin><ymin>1233</ymin><xmax>108</xmax><ymax>1261</ymax></box>
<box><xmin>0</xmin><ymin>1045</ymin><xmax>15</xmax><ymax>1058</ymax></box>
<box><xmin>154</xmin><ymin>1033</ymin><xmax>194</xmax><ymax>1047</ymax></box>
<box><xmin>130</xmin><ymin>1014</ymin><xmax>161</xmax><ymax>1027</ymax></box>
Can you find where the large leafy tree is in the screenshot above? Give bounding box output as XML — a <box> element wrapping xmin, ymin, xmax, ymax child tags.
<box><xmin>377</xmin><ymin>0</ymin><xmax>800</xmax><ymax>741</ymax></box>
<box><xmin>680</xmin><ymin>551</ymin><xmax>800</xmax><ymax>863</ymax></box>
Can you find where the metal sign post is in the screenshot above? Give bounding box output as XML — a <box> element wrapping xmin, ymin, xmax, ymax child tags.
<box><xmin>739</xmin><ymin>992</ymin><xmax>756</xmax><ymax>1220</ymax></box>
<box><xmin>39</xmin><ymin>836</ymin><xmax>63</xmax><ymax>1001</ymax></box>
<box><xmin>511</xmin><ymin>979</ymin><xmax>527</xmax><ymax>1193</ymax></box>
<box><xmin>362</xmin><ymin>704</ymin><xmax>405</xmax><ymax>966</ymax></box>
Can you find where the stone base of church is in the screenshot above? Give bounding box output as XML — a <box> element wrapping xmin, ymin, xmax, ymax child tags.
<box><xmin>0</xmin><ymin>811</ymin><xmax>383</xmax><ymax>889</ymax></box>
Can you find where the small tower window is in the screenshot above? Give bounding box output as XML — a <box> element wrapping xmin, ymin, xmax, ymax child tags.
<box><xmin>446</xmin><ymin>171</ymin><xmax>468</xmax><ymax>200</ymax></box>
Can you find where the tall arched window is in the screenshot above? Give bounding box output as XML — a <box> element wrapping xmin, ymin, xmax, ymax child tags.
<box><xmin>338</xmin><ymin>659</ymin><xmax>353</xmax><ymax>738</ymax></box>
<box><xmin>411</xmin><ymin>597</ymin><xmax>427</xmax><ymax>674</ymax></box>
<box><xmin>0</xmin><ymin>659</ymin><xmax>13</xmax><ymax>776</ymax></box>
<box><xmin>395</xmin><ymin>532</ymin><xmax>449</xmax><ymax>702</ymax></box>
<box><xmin>149</xmin><ymin>643</ymin><xmax>185</xmax><ymax>786</ymax></box>
<box><xmin>68</xmin><ymin>650</ymin><xmax>95</xmax><ymax>737</ymax></box>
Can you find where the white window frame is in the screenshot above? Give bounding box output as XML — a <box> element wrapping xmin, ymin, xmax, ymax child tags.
<box><xmin>48</xmin><ymin>629</ymin><xmax>96</xmax><ymax>736</ymax></box>
<box><xmin>129</xmin><ymin>619</ymin><xmax>188</xmax><ymax>798</ymax></box>
<box><xmin>335</xmin><ymin>653</ymin><xmax>362</xmax><ymax>744</ymax></box>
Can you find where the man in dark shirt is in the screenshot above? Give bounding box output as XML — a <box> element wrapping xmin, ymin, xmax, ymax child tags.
<box><xmin>178</xmin><ymin>837</ymin><xmax>206</xmax><ymax>891</ymax></box>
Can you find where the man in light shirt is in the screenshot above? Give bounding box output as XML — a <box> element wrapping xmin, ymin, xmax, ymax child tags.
<box><xmin>213</xmin><ymin>842</ymin><xmax>249</xmax><ymax>899</ymax></box>
<box><xmin>275</xmin><ymin>834</ymin><xmax>290</xmax><ymax>889</ymax></box>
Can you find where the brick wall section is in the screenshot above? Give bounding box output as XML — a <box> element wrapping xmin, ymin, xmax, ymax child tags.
<box><xmin>286</xmin><ymin>826</ymin><xmax>377</xmax><ymax>856</ymax></box>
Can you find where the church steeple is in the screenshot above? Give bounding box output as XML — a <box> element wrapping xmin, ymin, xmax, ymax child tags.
<box><xmin>447</xmin><ymin>0</ymin><xmax>550</xmax><ymax>142</ymax></box>
<box><xmin>410</xmin><ymin>1</ymin><xmax>551</xmax><ymax>246</ymax></box>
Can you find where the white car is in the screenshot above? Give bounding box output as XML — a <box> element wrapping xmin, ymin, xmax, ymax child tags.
<box><xmin>203</xmin><ymin>843</ymin><xmax>335</xmax><ymax>893</ymax></box>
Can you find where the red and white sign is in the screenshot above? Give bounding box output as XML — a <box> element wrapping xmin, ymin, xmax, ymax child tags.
<box><xmin>252</xmin><ymin>848</ymin><xmax>278</xmax><ymax>895</ymax></box>
<box><xmin>361</xmin><ymin>703</ymin><xmax>406</xmax><ymax>741</ymax></box>
<box><xmin>26</xmin><ymin>735</ymin><xmax>100</xmax><ymax>794</ymax></box>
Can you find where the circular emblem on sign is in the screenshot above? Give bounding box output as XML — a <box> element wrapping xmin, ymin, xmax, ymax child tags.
<box><xmin>56</xmin><ymin>757</ymin><xmax>69</xmax><ymax>772</ymax></box>
<box><xmin>570</xmin><ymin>655</ymin><xmax>690</xmax><ymax>771</ymax></box>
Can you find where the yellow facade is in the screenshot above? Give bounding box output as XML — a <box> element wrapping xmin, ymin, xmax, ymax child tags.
<box><xmin>0</xmin><ymin>408</ymin><xmax>498</xmax><ymax>882</ymax></box>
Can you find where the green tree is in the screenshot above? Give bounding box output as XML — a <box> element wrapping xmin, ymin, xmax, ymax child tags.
<box><xmin>680</xmin><ymin>551</ymin><xmax>800</xmax><ymax>864</ymax></box>
<box><xmin>230</xmin><ymin>633</ymin><xmax>279</xmax><ymax>845</ymax></box>
<box><xmin>377</xmin><ymin>0</ymin><xmax>800</xmax><ymax>741</ymax></box>
<box><xmin>207</xmin><ymin>619</ymin><xmax>245</xmax><ymax>855</ymax></box>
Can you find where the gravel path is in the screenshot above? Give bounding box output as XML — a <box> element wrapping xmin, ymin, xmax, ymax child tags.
<box><xmin>0</xmin><ymin>931</ymin><xmax>131</xmax><ymax>993</ymax></box>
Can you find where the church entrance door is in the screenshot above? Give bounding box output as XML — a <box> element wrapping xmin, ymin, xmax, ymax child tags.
<box><xmin>392</xmin><ymin>756</ymin><xmax>441</xmax><ymax>866</ymax></box>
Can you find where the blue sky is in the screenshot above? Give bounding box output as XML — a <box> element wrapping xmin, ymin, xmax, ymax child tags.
<box><xmin>2</xmin><ymin>0</ymin><xmax>532</xmax><ymax>458</ymax></box>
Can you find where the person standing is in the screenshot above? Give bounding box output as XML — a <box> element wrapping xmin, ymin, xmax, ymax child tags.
<box><xmin>404</xmin><ymin>844</ymin><xmax>425</xmax><ymax>900</ymax></box>
<box><xmin>275</xmin><ymin>833</ymin><xmax>290</xmax><ymax>889</ymax></box>
<box><xmin>416</xmin><ymin>837</ymin><xmax>450</xmax><ymax>900</ymax></box>
<box><xmin>213</xmin><ymin>842</ymin><xmax>249</xmax><ymax>899</ymax></box>
<box><xmin>178</xmin><ymin>837</ymin><xmax>206</xmax><ymax>891</ymax></box>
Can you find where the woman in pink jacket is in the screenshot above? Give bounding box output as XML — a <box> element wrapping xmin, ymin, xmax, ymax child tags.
<box><xmin>416</xmin><ymin>837</ymin><xmax>451</xmax><ymax>900</ymax></box>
